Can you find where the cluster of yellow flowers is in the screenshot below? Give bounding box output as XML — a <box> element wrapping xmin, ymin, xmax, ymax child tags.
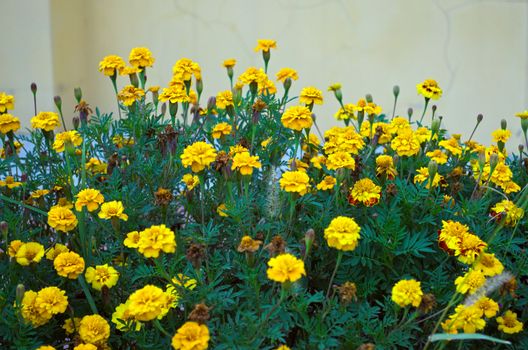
<box><xmin>20</xmin><ymin>286</ymin><xmax>68</xmax><ymax>327</ymax></box>
<box><xmin>123</xmin><ymin>224</ymin><xmax>176</xmax><ymax>258</ymax></box>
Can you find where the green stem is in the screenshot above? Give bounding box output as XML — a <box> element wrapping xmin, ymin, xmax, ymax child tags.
<box><xmin>0</xmin><ymin>194</ymin><xmax>48</xmax><ymax>216</ymax></box>
<box><xmin>78</xmin><ymin>276</ymin><xmax>98</xmax><ymax>314</ymax></box>
<box><xmin>326</xmin><ymin>251</ymin><xmax>343</xmax><ymax>298</ymax></box>
<box><xmin>418</xmin><ymin>98</ymin><xmax>430</xmax><ymax>125</ymax></box>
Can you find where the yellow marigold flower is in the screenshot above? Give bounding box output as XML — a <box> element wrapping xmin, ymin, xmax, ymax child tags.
<box><xmin>299</xmin><ymin>86</ymin><xmax>323</xmax><ymax>105</ymax></box>
<box><xmin>515</xmin><ymin>110</ymin><xmax>528</xmax><ymax>119</ymax></box>
<box><xmin>73</xmin><ymin>344</ymin><xmax>97</xmax><ymax>350</ymax></box>
<box><xmin>21</xmin><ymin>290</ymin><xmax>50</xmax><ymax>326</ymax></box>
<box><xmin>15</xmin><ymin>242</ymin><xmax>45</xmax><ymax>266</ymax></box>
<box><xmin>181</xmin><ymin>141</ymin><xmax>217</xmax><ymax>173</ymax></box>
<box><xmin>86</xmin><ymin>158</ymin><xmax>107</xmax><ymax>174</ymax></box>
<box><xmin>35</xmin><ymin>286</ymin><xmax>69</xmax><ymax>318</ymax></box>
<box><xmin>172</xmin><ymin>58</ymin><xmax>201</xmax><ymax>82</ymax></box>
<box><xmin>360</xmin><ymin>121</ymin><xmax>391</xmax><ymax>143</ymax></box>
<box><xmin>237</xmin><ymin>235</ymin><xmax>262</xmax><ymax>253</ymax></box>
<box><xmin>31</xmin><ymin>189</ymin><xmax>50</xmax><ymax>199</ymax></box>
<box><xmin>426</xmin><ymin>149</ymin><xmax>448</xmax><ymax>165</ymax></box>
<box><xmin>0</xmin><ymin>92</ymin><xmax>15</xmax><ymax>112</ymax></box>
<box><xmin>8</xmin><ymin>240</ymin><xmax>23</xmax><ymax>257</ymax></box>
<box><xmin>238</xmin><ymin>67</ymin><xmax>267</xmax><ymax>85</ymax></box>
<box><xmin>223</xmin><ymin>58</ymin><xmax>236</xmax><ymax>68</ymax></box>
<box><xmin>255</xmin><ymin>39</ymin><xmax>277</xmax><ymax>52</ymax></box>
<box><xmin>502</xmin><ymin>181</ymin><xmax>521</xmax><ymax>195</ymax></box>
<box><xmin>45</xmin><ymin>243</ymin><xmax>69</xmax><ymax>260</ymax></box>
<box><xmin>375</xmin><ymin>155</ymin><xmax>397</xmax><ymax>179</ymax></box>
<box><xmin>275</xmin><ymin>346</ymin><xmax>291</xmax><ymax>350</ymax></box>
<box><xmin>276</xmin><ymin>67</ymin><xmax>298</xmax><ymax>82</ymax></box>
<box><xmin>497</xmin><ymin>310</ymin><xmax>524</xmax><ymax>334</ymax></box>
<box><xmin>473</xmin><ymin>253</ymin><xmax>504</xmax><ymax>277</ymax></box>
<box><xmin>454</xmin><ymin>233</ymin><xmax>487</xmax><ymax>265</ymax></box>
<box><xmin>474</xmin><ymin>297</ymin><xmax>499</xmax><ymax>318</ymax></box>
<box><xmin>182</xmin><ymin>174</ymin><xmax>200</xmax><ymax>190</ymax></box>
<box><xmin>63</xmin><ymin>317</ymin><xmax>81</xmax><ymax>334</ymax></box>
<box><xmin>128</xmin><ymin>285</ymin><xmax>170</xmax><ymax>321</ymax></box>
<box><xmin>98</xmin><ymin>200</ymin><xmax>128</xmax><ymax>221</ymax></box>
<box><xmin>112</xmin><ymin>301</ymin><xmax>142</xmax><ymax>331</ymax></box>
<box><xmin>217</xmin><ymin>203</ymin><xmax>229</xmax><ymax>217</ymax></box>
<box><xmin>172</xmin><ymin>321</ymin><xmax>210</xmax><ymax>350</ymax></box>
<box><xmin>54</xmin><ymin>251</ymin><xmax>85</xmax><ymax>279</ymax></box>
<box><xmin>98</xmin><ymin>55</ymin><xmax>125</xmax><ymax>76</ymax></box>
<box><xmin>316</xmin><ymin>176</ymin><xmax>337</xmax><ymax>191</ymax></box>
<box><xmin>211</xmin><ymin>122</ymin><xmax>232</xmax><ymax>139</ymax></box>
<box><xmin>310</xmin><ymin>155</ymin><xmax>326</xmax><ymax>169</ymax></box>
<box><xmin>259</xmin><ymin>78</ymin><xmax>277</xmax><ymax>95</ymax></box>
<box><xmin>261</xmin><ymin>137</ymin><xmax>272</xmax><ymax>149</ymax></box>
<box><xmin>31</xmin><ymin>112</ymin><xmax>60</xmax><ymax>132</ymax></box>
<box><xmin>302</xmin><ymin>133</ymin><xmax>320</xmax><ymax>151</ymax></box>
<box><xmin>85</xmin><ymin>264</ymin><xmax>119</xmax><ymax>291</ymax></box>
<box><xmin>266</xmin><ymin>253</ymin><xmax>306</xmax><ymax>283</ymax></box>
<box><xmin>490</xmin><ymin>199</ymin><xmax>524</xmax><ymax>227</ymax></box>
<box><xmin>129</xmin><ymin>47</ymin><xmax>155</xmax><ymax>68</ymax></box>
<box><xmin>388</xmin><ymin>116</ymin><xmax>411</xmax><ymax>135</ymax></box>
<box><xmin>391</xmin><ymin>129</ymin><xmax>420</xmax><ymax>157</ymax></box>
<box><xmin>334</xmin><ymin>103</ymin><xmax>356</xmax><ymax>121</ymax></box>
<box><xmin>439</xmin><ymin>137</ymin><xmax>462</xmax><ymax>156</ymax></box>
<box><xmin>0</xmin><ymin>113</ymin><xmax>20</xmax><ymax>134</ymax></box>
<box><xmin>391</xmin><ymin>279</ymin><xmax>423</xmax><ymax>307</ymax></box>
<box><xmin>124</xmin><ymin>231</ymin><xmax>141</xmax><ymax>248</ymax></box>
<box><xmin>414</xmin><ymin>127</ymin><xmax>433</xmax><ymax>144</ymax></box>
<box><xmin>53</xmin><ymin>198</ymin><xmax>73</xmax><ymax>210</ymax></box>
<box><xmin>413</xmin><ymin>167</ymin><xmax>443</xmax><ymax>189</ymax></box>
<box><xmin>159</xmin><ymin>83</ymin><xmax>191</xmax><ymax>104</ymax></box>
<box><xmin>448</xmin><ymin>304</ymin><xmax>486</xmax><ymax>333</ymax></box>
<box><xmin>288</xmin><ymin>158</ymin><xmax>309</xmax><ymax>172</ymax></box>
<box><xmin>325</xmin><ymin>151</ymin><xmax>356</xmax><ymax>171</ymax></box>
<box><xmin>231</xmin><ymin>151</ymin><xmax>261</xmax><ymax>175</ymax></box>
<box><xmin>79</xmin><ymin>314</ymin><xmax>110</xmax><ymax>345</ymax></box>
<box><xmin>438</xmin><ymin>220</ymin><xmax>470</xmax><ymax>254</ymax></box>
<box><xmin>417</xmin><ymin>79</ymin><xmax>442</xmax><ymax>100</ymax></box>
<box><xmin>455</xmin><ymin>269</ymin><xmax>486</xmax><ymax>294</ymax></box>
<box><xmin>120</xmin><ymin>65</ymin><xmax>141</xmax><ymax>76</ymax></box>
<box><xmin>279</xmin><ymin>170</ymin><xmax>310</xmax><ymax>196</ymax></box>
<box><xmin>491</xmin><ymin>129</ymin><xmax>511</xmax><ymax>143</ymax></box>
<box><xmin>52</xmin><ymin>130</ymin><xmax>82</xmax><ymax>153</ymax></box>
<box><xmin>324</xmin><ymin>216</ymin><xmax>361</xmax><ymax>251</ymax></box>
<box><xmin>281</xmin><ymin>105</ymin><xmax>313</xmax><ymax>131</ymax></box>
<box><xmin>216</xmin><ymin>90</ymin><xmax>234</xmax><ymax>109</ymax></box>
<box><xmin>229</xmin><ymin>144</ymin><xmax>248</xmax><ymax>156</ymax></box>
<box><xmin>136</xmin><ymin>224</ymin><xmax>176</xmax><ymax>258</ymax></box>
<box><xmin>0</xmin><ymin>175</ymin><xmax>23</xmax><ymax>188</ymax></box>
<box><xmin>348</xmin><ymin>178</ymin><xmax>381</xmax><ymax>207</ymax></box>
<box><xmin>75</xmin><ymin>188</ymin><xmax>104</xmax><ymax>212</ymax></box>
<box><xmin>148</xmin><ymin>85</ymin><xmax>160</xmax><ymax>93</ymax></box>
<box><xmin>118</xmin><ymin>85</ymin><xmax>145</xmax><ymax>106</ymax></box>
<box><xmin>112</xmin><ymin>134</ymin><xmax>135</xmax><ymax>148</ymax></box>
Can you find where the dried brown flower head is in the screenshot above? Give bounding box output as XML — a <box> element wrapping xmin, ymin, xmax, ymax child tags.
<box><xmin>154</xmin><ymin>187</ymin><xmax>173</xmax><ymax>206</ymax></box>
<box><xmin>337</xmin><ymin>281</ymin><xmax>357</xmax><ymax>304</ymax></box>
<box><xmin>418</xmin><ymin>293</ymin><xmax>437</xmax><ymax>313</ymax></box>
<box><xmin>237</xmin><ymin>236</ymin><xmax>262</xmax><ymax>253</ymax></box>
<box><xmin>188</xmin><ymin>303</ymin><xmax>212</xmax><ymax>324</ymax></box>
<box><xmin>186</xmin><ymin>243</ymin><xmax>206</xmax><ymax>269</ymax></box>
<box><xmin>264</xmin><ymin>235</ymin><xmax>286</xmax><ymax>256</ymax></box>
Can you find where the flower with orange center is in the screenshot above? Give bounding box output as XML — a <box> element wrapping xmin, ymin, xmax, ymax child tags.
<box><xmin>438</xmin><ymin>220</ymin><xmax>470</xmax><ymax>254</ymax></box>
<box><xmin>15</xmin><ymin>242</ymin><xmax>45</xmax><ymax>266</ymax></box>
<box><xmin>490</xmin><ymin>199</ymin><xmax>524</xmax><ymax>227</ymax></box>
<box><xmin>496</xmin><ymin>310</ymin><xmax>524</xmax><ymax>334</ymax></box>
<box><xmin>75</xmin><ymin>188</ymin><xmax>104</xmax><ymax>212</ymax></box>
<box><xmin>375</xmin><ymin>155</ymin><xmax>397</xmax><ymax>179</ymax></box>
<box><xmin>416</xmin><ymin>79</ymin><xmax>442</xmax><ymax>100</ymax></box>
<box><xmin>325</xmin><ymin>151</ymin><xmax>356</xmax><ymax>171</ymax></box>
<box><xmin>299</xmin><ymin>86</ymin><xmax>323</xmax><ymax>105</ymax></box>
<box><xmin>85</xmin><ymin>264</ymin><xmax>119</xmax><ymax>291</ymax></box>
<box><xmin>454</xmin><ymin>233</ymin><xmax>487</xmax><ymax>265</ymax></box>
<box><xmin>454</xmin><ymin>269</ymin><xmax>486</xmax><ymax>294</ymax></box>
<box><xmin>348</xmin><ymin>179</ymin><xmax>381</xmax><ymax>207</ymax></box>
<box><xmin>473</xmin><ymin>253</ymin><xmax>504</xmax><ymax>277</ymax></box>
<box><xmin>181</xmin><ymin>174</ymin><xmax>200</xmax><ymax>190</ymax></box>
<box><xmin>231</xmin><ymin>151</ymin><xmax>261</xmax><ymax>176</ymax></box>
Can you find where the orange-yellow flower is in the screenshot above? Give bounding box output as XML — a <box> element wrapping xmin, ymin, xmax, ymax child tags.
<box><xmin>266</xmin><ymin>253</ymin><xmax>306</xmax><ymax>283</ymax></box>
<box><xmin>281</xmin><ymin>106</ymin><xmax>313</xmax><ymax>131</ymax></box>
<box><xmin>129</xmin><ymin>47</ymin><xmax>155</xmax><ymax>68</ymax></box>
<box><xmin>348</xmin><ymin>179</ymin><xmax>381</xmax><ymax>206</ymax></box>
<box><xmin>231</xmin><ymin>151</ymin><xmax>261</xmax><ymax>175</ymax></box>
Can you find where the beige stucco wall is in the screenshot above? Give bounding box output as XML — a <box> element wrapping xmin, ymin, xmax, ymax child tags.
<box><xmin>2</xmin><ymin>0</ymin><xmax>527</xmax><ymax>147</ymax></box>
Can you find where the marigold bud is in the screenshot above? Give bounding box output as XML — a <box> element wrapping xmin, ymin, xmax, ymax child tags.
<box><xmin>54</xmin><ymin>96</ymin><xmax>62</xmax><ymax>110</ymax></box>
<box><xmin>393</xmin><ymin>85</ymin><xmax>400</xmax><ymax>98</ymax></box>
<box><xmin>283</xmin><ymin>77</ymin><xmax>292</xmax><ymax>91</ymax></box>
<box><xmin>74</xmin><ymin>87</ymin><xmax>83</xmax><ymax>103</ymax></box>
<box><xmin>196</xmin><ymin>78</ymin><xmax>203</xmax><ymax>97</ymax></box>
<box><xmin>161</xmin><ymin>102</ymin><xmax>167</xmax><ymax>116</ymax></box>
<box><xmin>431</xmin><ymin>118</ymin><xmax>441</xmax><ymax>135</ymax></box>
<box><xmin>16</xmin><ymin>284</ymin><xmax>25</xmax><ymax>305</ymax></box>
<box><xmin>477</xmin><ymin>113</ymin><xmax>483</xmax><ymax>123</ymax></box>
<box><xmin>501</xmin><ymin>118</ymin><xmax>507</xmax><ymax>130</ymax></box>
<box><xmin>365</xmin><ymin>94</ymin><xmax>373</xmax><ymax>103</ymax></box>
<box><xmin>72</xmin><ymin>116</ymin><xmax>80</xmax><ymax>130</ymax></box>
<box><xmin>31</xmin><ymin>82</ymin><xmax>37</xmax><ymax>94</ymax></box>
<box><xmin>0</xmin><ymin>221</ymin><xmax>7</xmax><ymax>235</ymax></box>
<box><xmin>207</xmin><ymin>96</ymin><xmax>216</xmax><ymax>111</ymax></box>
<box><xmin>407</xmin><ymin>107</ymin><xmax>413</xmax><ymax>119</ymax></box>
<box><xmin>428</xmin><ymin>160</ymin><xmax>438</xmax><ymax>181</ymax></box>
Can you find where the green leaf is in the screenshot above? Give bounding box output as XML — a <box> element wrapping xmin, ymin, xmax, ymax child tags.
<box><xmin>429</xmin><ymin>333</ymin><xmax>511</xmax><ymax>345</ymax></box>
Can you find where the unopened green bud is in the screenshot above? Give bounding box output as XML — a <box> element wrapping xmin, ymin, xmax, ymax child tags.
<box><xmin>489</xmin><ymin>153</ymin><xmax>499</xmax><ymax>170</ymax></box>
<box><xmin>428</xmin><ymin>160</ymin><xmax>438</xmax><ymax>180</ymax></box>
<box><xmin>501</xmin><ymin>119</ymin><xmax>507</xmax><ymax>130</ymax></box>
<box><xmin>161</xmin><ymin>102</ymin><xmax>167</xmax><ymax>116</ymax></box>
<box><xmin>207</xmin><ymin>96</ymin><xmax>216</xmax><ymax>111</ymax></box>
<box><xmin>521</xmin><ymin>118</ymin><xmax>528</xmax><ymax>134</ymax></box>
<box><xmin>431</xmin><ymin>118</ymin><xmax>441</xmax><ymax>135</ymax></box>
<box><xmin>54</xmin><ymin>96</ymin><xmax>62</xmax><ymax>110</ymax></box>
<box><xmin>16</xmin><ymin>284</ymin><xmax>25</xmax><ymax>305</ymax></box>
<box><xmin>30</xmin><ymin>83</ymin><xmax>37</xmax><ymax>95</ymax></box>
<box><xmin>74</xmin><ymin>87</ymin><xmax>82</xmax><ymax>103</ymax></box>
<box><xmin>478</xmin><ymin>150</ymin><xmax>486</xmax><ymax>169</ymax></box>
<box><xmin>249</xmin><ymin>81</ymin><xmax>258</xmax><ymax>96</ymax></box>
<box><xmin>72</xmin><ymin>116</ymin><xmax>80</xmax><ymax>130</ymax></box>
<box><xmin>393</xmin><ymin>85</ymin><xmax>400</xmax><ymax>98</ymax></box>
<box><xmin>129</xmin><ymin>73</ymin><xmax>139</xmax><ymax>88</ymax></box>
<box><xmin>283</xmin><ymin>77</ymin><xmax>292</xmax><ymax>92</ymax></box>
<box><xmin>477</xmin><ymin>113</ymin><xmax>483</xmax><ymax>123</ymax></box>
<box><xmin>519</xmin><ymin>144</ymin><xmax>524</xmax><ymax>154</ymax></box>
<box><xmin>365</xmin><ymin>94</ymin><xmax>373</xmax><ymax>103</ymax></box>
<box><xmin>196</xmin><ymin>78</ymin><xmax>203</xmax><ymax>96</ymax></box>
<box><xmin>227</xmin><ymin>66</ymin><xmax>234</xmax><ymax>80</ymax></box>
<box><xmin>169</xmin><ymin>102</ymin><xmax>178</xmax><ymax>118</ymax></box>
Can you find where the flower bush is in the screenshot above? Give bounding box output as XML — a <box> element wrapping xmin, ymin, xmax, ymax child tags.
<box><xmin>0</xmin><ymin>41</ymin><xmax>527</xmax><ymax>350</ymax></box>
